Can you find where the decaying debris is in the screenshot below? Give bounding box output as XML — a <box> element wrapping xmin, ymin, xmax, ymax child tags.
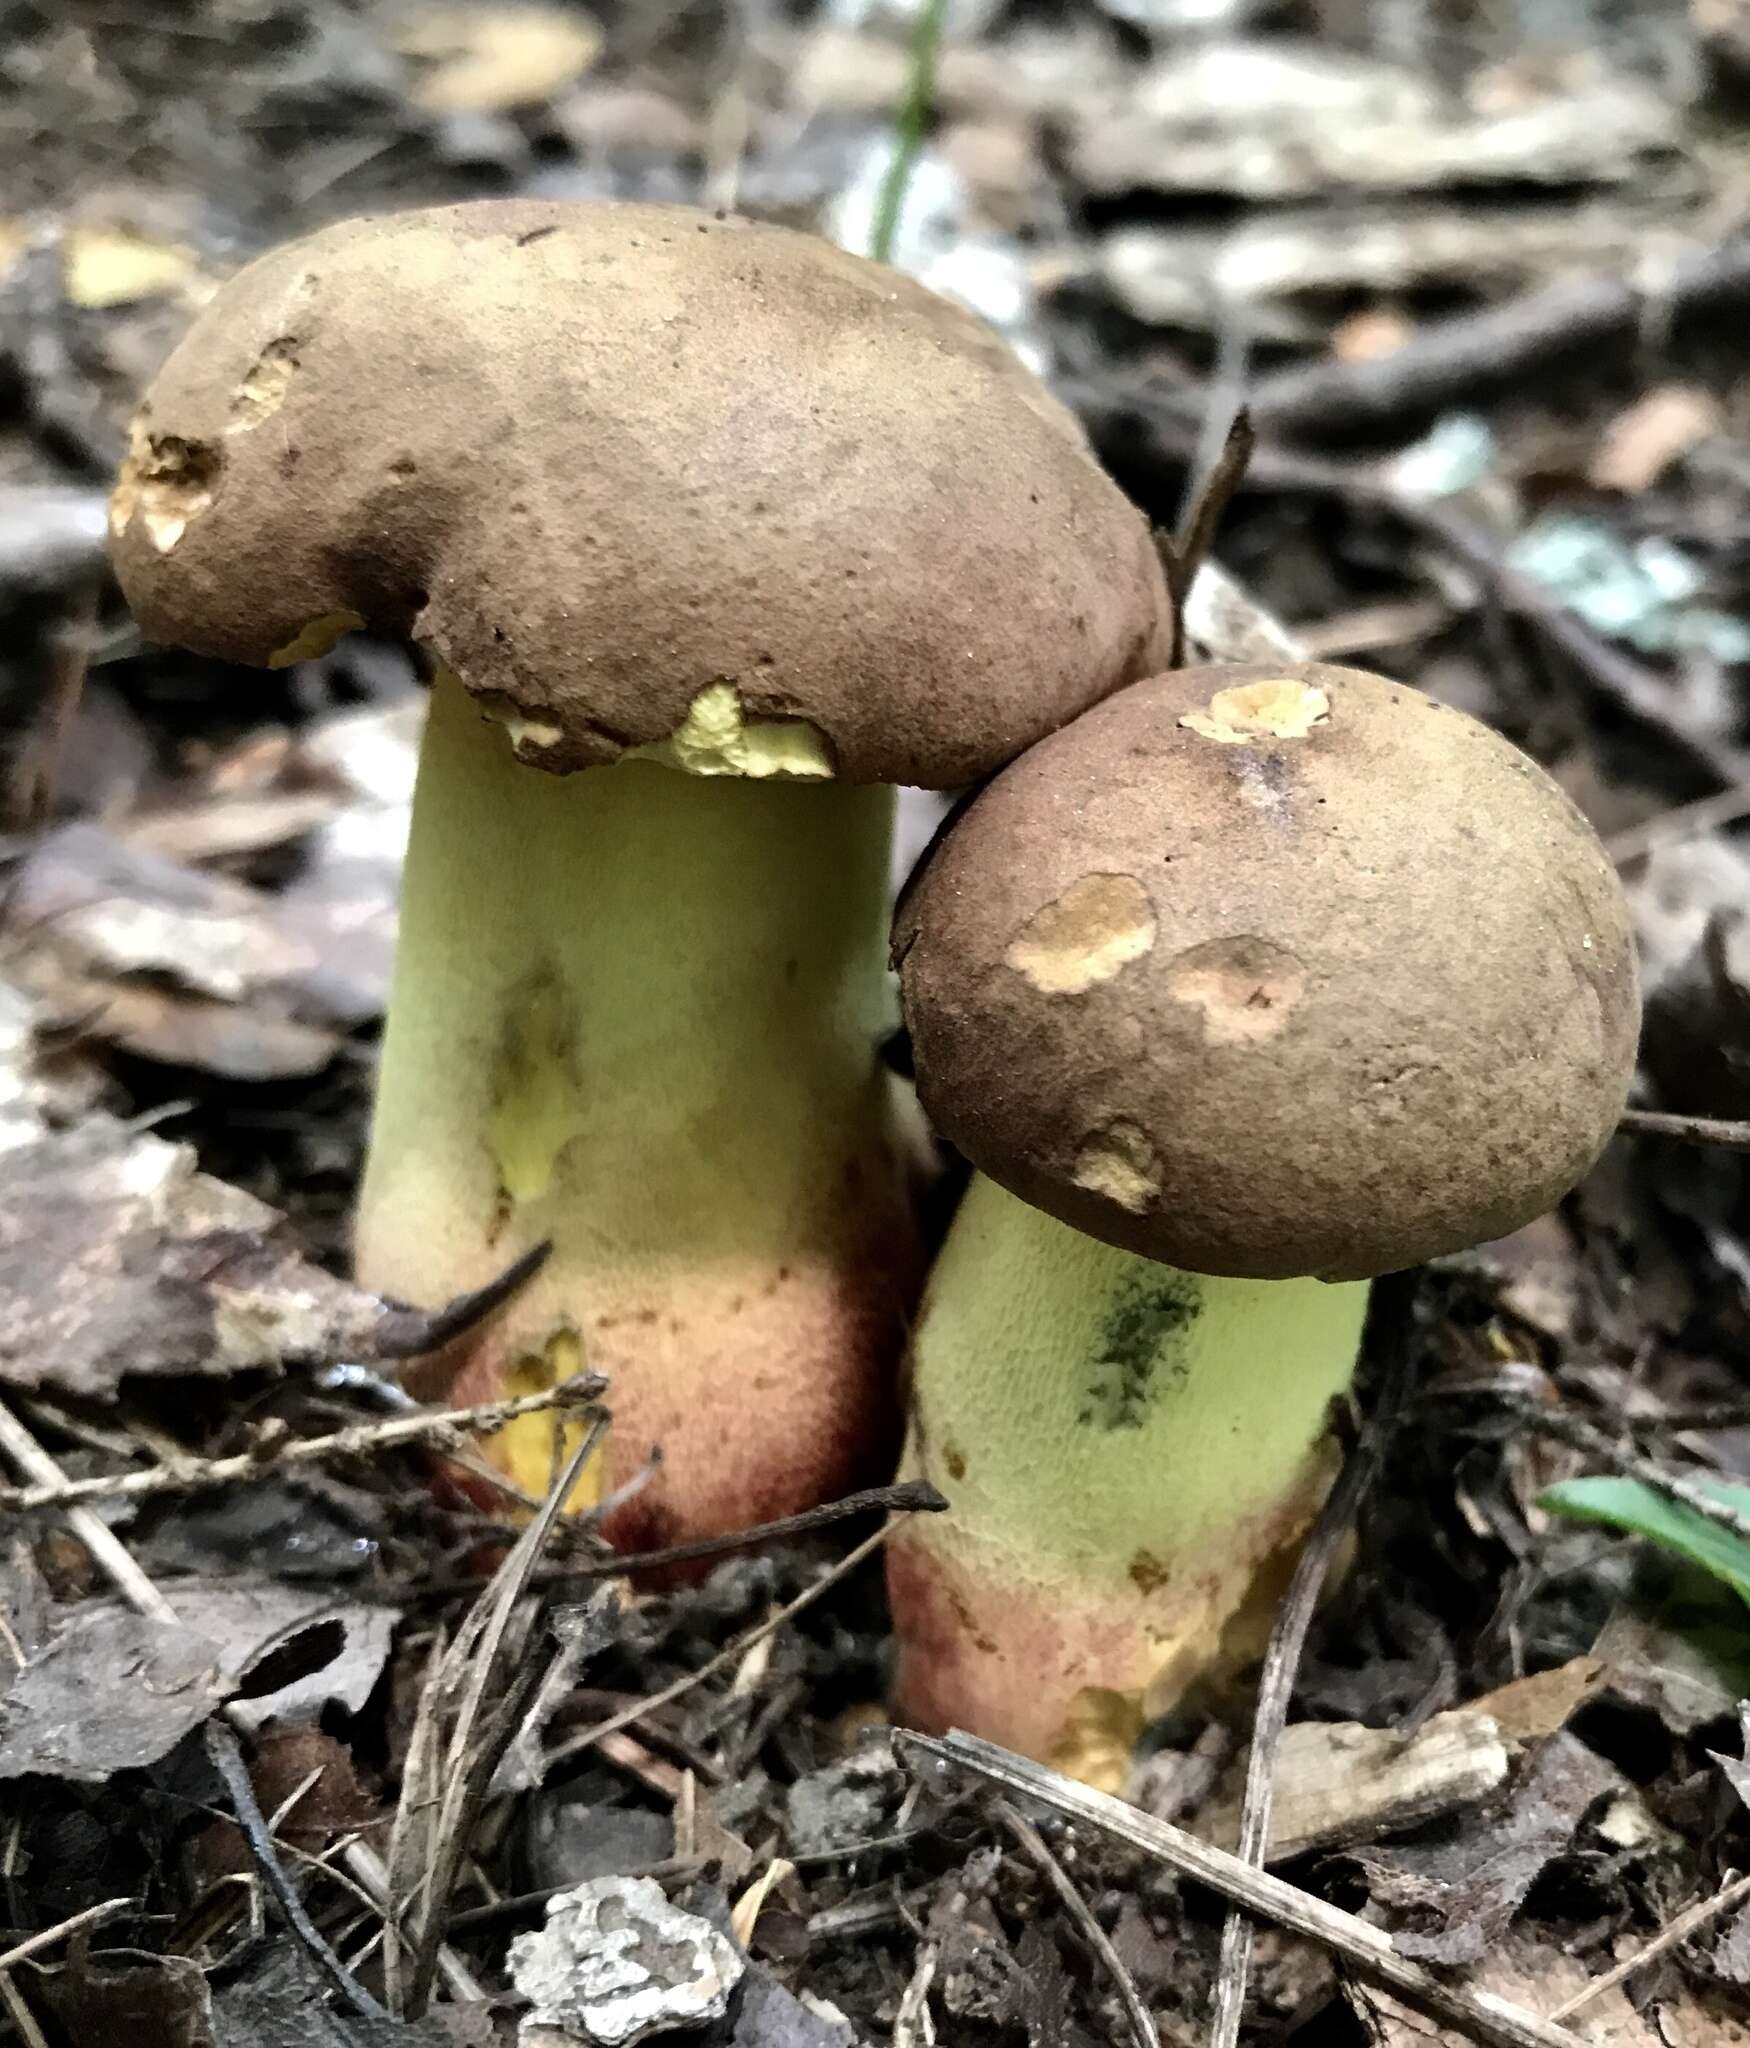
<box><xmin>1198</xmin><ymin>1709</ymin><xmax>1514</xmax><ymax>1864</ymax></box>
<box><xmin>0</xmin><ymin>1116</ymin><xmax>538</xmax><ymax>1398</ymax></box>
<box><xmin>0</xmin><ymin>1579</ymin><xmax>394</xmax><ymax>1780</ymax></box>
<box><xmin>508</xmin><ymin>1875</ymin><xmax>744</xmax><ymax>2045</ymax></box>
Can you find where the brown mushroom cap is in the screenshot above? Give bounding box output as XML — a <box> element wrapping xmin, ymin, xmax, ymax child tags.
<box><xmin>895</xmin><ymin>661</ymin><xmax>1640</xmax><ymax>1281</ymax></box>
<box><xmin>109</xmin><ymin>200</ymin><xmax>1169</xmax><ymax>786</ymax></box>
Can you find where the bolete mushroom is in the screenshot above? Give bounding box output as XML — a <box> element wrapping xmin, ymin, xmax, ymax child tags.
<box><xmin>108</xmin><ymin>199</ymin><xmax>1170</xmax><ymax>1549</ymax></box>
<box><xmin>886</xmin><ymin>659</ymin><xmax>1639</xmax><ymax>1787</ymax></box>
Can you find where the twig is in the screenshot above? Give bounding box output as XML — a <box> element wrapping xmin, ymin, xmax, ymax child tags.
<box><xmin>1161</xmin><ymin>409</ymin><xmax>1257</xmax><ymax>668</ymax></box>
<box><xmin>549</xmin><ymin>1521</ymin><xmax>895</xmax><ymax>1765</ymax></box>
<box><xmin>867</xmin><ymin>0</ymin><xmax>947</xmax><ymax>266</ymax></box>
<box><xmin>1617</xmin><ymin>1107</ymin><xmax>1750</xmax><ymax>1153</ymax></box>
<box><xmin>1549</xmin><ymin>1867</ymin><xmax>1750</xmax><ymax>2018</ymax></box>
<box><xmin>899</xmin><ymin>1731</ymin><xmax>1579</xmax><ymax>2048</ymax></box>
<box><xmin>1508</xmin><ymin>1397</ymin><xmax>1750</xmax><ymax>1543</ymax></box>
<box><xmin>0</xmin><ymin>1397</ymin><xmax>484</xmax><ymax>2007</ymax></box>
<box><xmin>0</xmin><ymin>1377</ymin><xmax>607</xmax><ymax>1511</ymax></box>
<box><xmin>996</xmin><ymin>1799</ymin><xmax>1155</xmax><ymax>2048</ymax></box>
<box><xmin>403</xmin><ymin>1418</ymin><xmax>608</xmax><ymax>2017</ymax></box>
<box><xmin>533</xmin><ymin>1479</ymin><xmax>947</xmax><ymax>1587</ymax></box>
<box><xmin>204</xmin><ymin>1719</ymin><xmax>388</xmax><ymax>2023</ymax></box>
<box><xmin>1606</xmin><ymin>785</ymin><xmax>1750</xmax><ymax>868</ymax></box>
<box><xmin>373</xmin><ymin>1239</ymin><xmax>552</xmax><ymax>1359</ymax></box>
<box><xmin>1247</xmin><ymin>235</ymin><xmax>1750</xmax><ymax>441</ymax></box>
<box><xmin>0</xmin><ymin>1970</ymin><xmax>50</xmax><ymax>2048</ymax></box>
<box><xmin>1211</xmin><ymin>1270</ymin><xmax>1422</xmax><ymax>2048</ymax></box>
<box><xmin>0</xmin><ymin>1899</ymin><xmax>131</xmax><ymax>1973</ymax></box>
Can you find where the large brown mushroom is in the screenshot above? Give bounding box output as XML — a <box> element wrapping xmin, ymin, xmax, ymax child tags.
<box><xmin>109</xmin><ymin>199</ymin><xmax>1170</xmax><ymax>1549</ymax></box>
<box><xmin>887</xmin><ymin>660</ymin><xmax>1639</xmax><ymax>1786</ymax></box>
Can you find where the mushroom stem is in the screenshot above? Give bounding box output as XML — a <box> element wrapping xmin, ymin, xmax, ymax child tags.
<box><xmin>887</xmin><ymin>1175</ymin><xmax>1369</xmax><ymax>1791</ymax></box>
<box><xmin>356</xmin><ymin>670</ymin><xmax>923</xmax><ymax>1547</ymax></box>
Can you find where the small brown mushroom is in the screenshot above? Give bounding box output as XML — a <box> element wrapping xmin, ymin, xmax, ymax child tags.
<box><xmin>109</xmin><ymin>199</ymin><xmax>1171</xmax><ymax>1552</ymax></box>
<box><xmin>886</xmin><ymin>660</ymin><xmax>1639</xmax><ymax>1786</ymax></box>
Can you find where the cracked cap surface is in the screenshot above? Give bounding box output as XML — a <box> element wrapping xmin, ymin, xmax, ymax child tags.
<box><xmin>894</xmin><ymin>660</ymin><xmax>1641</xmax><ymax>1280</ymax></box>
<box><xmin>109</xmin><ymin>199</ymin><xmax>1170</xmax><ymax>785</ymax></box>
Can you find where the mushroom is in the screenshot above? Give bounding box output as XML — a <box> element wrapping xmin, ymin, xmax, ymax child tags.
<box><xmin>886</xmin><ymin>659</ymin><xmax>1640</xmax><ymax>1787</ymax></box>
<box><xmin>108</xmin><ymin>199</ymin><xmax>1170</xmax><ymax>1549</ymax></box>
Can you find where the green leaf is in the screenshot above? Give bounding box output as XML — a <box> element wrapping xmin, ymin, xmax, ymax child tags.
<box><xmin>1541</xmin><ymin>1475</ymin><xmax>1750</xmax><ymax>1607</ymax></box>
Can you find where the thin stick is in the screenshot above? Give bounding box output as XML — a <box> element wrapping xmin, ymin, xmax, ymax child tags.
<box><xmin>0</xmin><ymin>1898</ymin><xmax>131</xmax><ymax>1973</ymax></box>
<box><xmin>1607</xmin><ymin>786</ymin><xmax>1750</xmax><ymax>867</ymax></box>
<box><xmin>0</xmin><ymin>1378</ymin><xmax>607</xmax><ymax>1512</ymax></box>
<box><xmin>1162</xmin><ymin>409</ymin><xmax>1258</xmax><ymax>669</ymax></box>
<box><xmin>0</xmin><ymin>1971</ymin><xmax>49</xmax><ymax>2048</ymax></box>
<box><xmin>1617</xmin><ymin>1107</ymin><xmax>1750</xmax><ymax>1153</ymax></box>
<box><xmin>1509</xmin><ymin>1398</ymin><xmax>1750</xmax><ymax>1543</ymax></box>
<box><xmin>1549</xmin><ymin>1867</ymin><xmax>1750</xmax><ymax>2018</ymax></box>
<box><xmin>0</xmin><ymin>1397</ymin><xmax>483</xmax><ymax>2005</ymax></box>
<box><xmin>550</xmin><ymin>1522</ymin><xmax>893</xmax><ymax>1764</ymax></box>
<box><xmin>533</xmin><ymin>1479</ymin><xmax>946</xmax><ymax>1587</ymax></box>
<box><xmin>996</xmin><ymin>1799</ymin><xmax>1155</xmax><ymax>2048</ymax></box>
<box><xmin>901</xmin><ymin>1731</ymin><xmax>1577</xmax><ymax>2048</ymax></box>
<box><xmin>1211</xmin><ymin>1270</ymin><xmax>1420</xmax><ymax>2048</ymax></box>
<box><xmin>205</xmin><ymin>1718</ymin><xmax>388</xmax><ymax>2022</ymax></box>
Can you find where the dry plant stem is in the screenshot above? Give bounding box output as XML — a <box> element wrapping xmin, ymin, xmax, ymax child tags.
<box><xmin>1161</xmin><ymin>409</ymin><xmax>1257</xmax><ymax>668</ymax></box>
<box><xmin>1549</xmin><ymin>1867</ymin><xmax>1750</xmax><ymax>2018</ymax></box>
<box><xmin>205</xmin><ymin>1718</ymin><xmax>387</xmax><ymax>2023</ymax></box>
<box><xmin>1211</xmin><ymin>1271</ymin><xmax>1421</xmax><ymax>2048</ymax></box>
<box><xmin>0</xmin><ymin>1396</ymin><xmax>484</xmax><ymax>2008</ymax></box>
<box><xmin>0</xmin><ymin>1970</ymin><xmax>49</xmax><ymax>2048</ymax></box>
<box><xmin>1607</xmin><ymin>786</ymin><xmax>1750</xmax><ymax>867</ymax></box>
<box><xmin>0</xmin><ymin>1376</ymin><xmax>605</xmax><ymax>1511</ymax></box>
<box><xmin>1617</xmin><ymin>1107</ymin><xmax>1750</xmax><ymax>1152</ymax></box>
<box><xmin>900</xmin><ymin>1731</ymin><xmax>1578</xmax><ymax>2048</ymax></box>
<box><xmin>1248</xmin><ymin>234</ymin><xmax>1750</xmax><ymax>440</ymax></box>
<box><xmin>995</xmin><ymin>1800</ymin><xmax>1155</xmax><ymax>2048</ymax></box>
<box><xmin>1509</xmin><ymin>1398</ymin><xmax>1750</xmax><ymax>1542</ymax></box>
<box><xmin>399</xmin><ymin>1418</ymin><xmax>606</xmax><ymax>2017</ymax></box>
<box><xmin>550</xmin><ymin>1521</ymin><xmax>893</xmax><ymax>1764</ymax></box>
<box><xmin>0</xmin><ymin>1899</ymin><xmax>131</xmax><ymax>1973</ymax></box>
<box><xmin>539</xmin><ymin>1478</ymin><xmax>946</xmax><ymax>1585</ymax></box>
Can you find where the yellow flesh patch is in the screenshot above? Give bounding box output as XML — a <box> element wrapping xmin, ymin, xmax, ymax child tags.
<box><xmin>268</xmin><ymin>611</ymin><xmax>365</xmax><ymax>667</ymax></box>
<box><xmin>1180</xmin><ymin>677</ymin><xmax>1331</xmax><ymax>744</ymax></box>
<box><xmin>625</xmin><ymin>682</ymin><xmax>834</xmax><ymax>780</ymax></box>
<box><xmin>493</xmin><ymin>1328</ymin><xmax>604</xmax><ymax>1510</ymax></box>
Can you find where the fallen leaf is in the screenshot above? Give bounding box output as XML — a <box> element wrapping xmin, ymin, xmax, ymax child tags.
<box><xmin>1591</xmin><ymin>386</ymin><xmax>1723</xmax><ymax>494</ymax></box>
<box><xmin>28</xmin><ymin>1949</ymin><xmax>214</xmax><ymax>2047</ymax></box>
<box><xmin>1354</xmin><ymin>1732</ymin><xmax>1625</xmax><ymax>1967</ymax></box>
<box><xmin>1595</xmin><ymin>1574</ymin><xmax>1750</xmax><ymax>1734</ymax></box>
<box><xmin>1470</xmin><ymin>1657</ymin><xmax>1607</xmax><ymax>1743</ymax></box>
<box><xmin>62</xmin><ymin>225</ymin><xmax>198</xmax><ymax>308</ymax></box>
<box><xmin>0</xmin><ymin>1118</ymin><xmax>501</xmax><ymax>1398</ymax></box>
<box><xmin>401</xmin><ymin>4</ymin><xmax>601</xmax><ymax>114</ymax></box>
<box><xmin>0</xmin><ymin>1580</ymin><xmax>396</xmax><ymax>1780</ymax></box>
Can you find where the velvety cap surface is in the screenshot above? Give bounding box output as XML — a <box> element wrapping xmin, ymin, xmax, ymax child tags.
<box><xmin>895</xmin><ymin>661</ymin><xmax>1641</xmax><ymax>1280</ymax></box>
<box><xmin>110</xmin><ymin>199</ymin><xmax>1169</xmax><ymax>786</ymax></box>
